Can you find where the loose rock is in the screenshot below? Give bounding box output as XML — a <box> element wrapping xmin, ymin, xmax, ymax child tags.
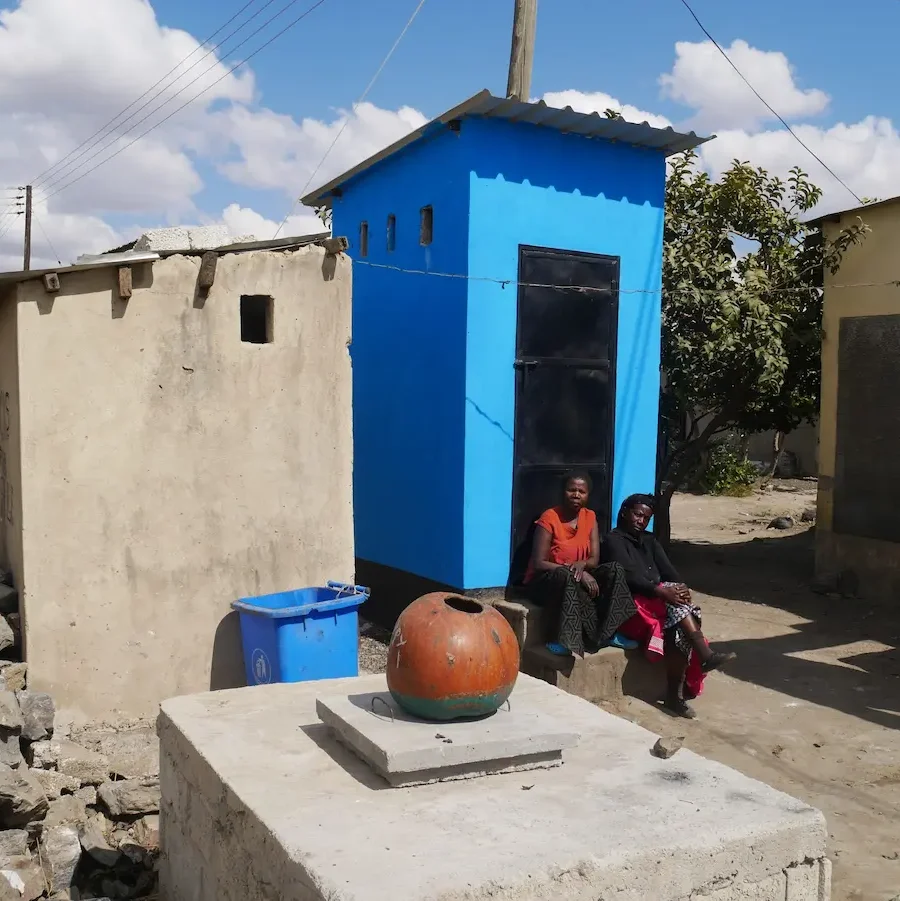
<box><xmin>54</xmin><ymin>741</ymin><xmax>109</xmax><ymax>787</ymax></box>
<box><xmin>0</xmin><ymin>765</ymin><xmax>48</xmax><ymax>826</ymax></box>
<box><xmin>0</xmin><ymin>665</ymin><xmax>26</xmax><ymax>694</ymax></box>
<box><xmin>0</xmin><ymin>734</ymin><xmax>22</xmax><ymax>771</ymax></box>
<box><xmin>767</xmin><ymin>516</ymin><xmax>794</xmax><ymax>530</ymax></box>
<box><xmin>97</xmin><ymin>778</ymin><xmax>159</xmax><ymax>818</ymax></box>
<box><xmin>27</xmin><ymin>741</ymin><xmax>56</xmax><ymax>770</ymax></box>
<box><xmin>43</xmin><ymin>795</ymin><xmax>88</xmax><ymax>830</ymax></box>
<box><xmin>652</xmin><ymin>736</ymin><xmax>684</xmax><ymax>759</ymax></box>
<box><xmin>16</xmin><ymin>693</ymin><xmax>54</xmax><ymax>742</ymax></box>
<box><xmin>132</xmin><ymin>815</ymin><xmax>159</xmax><ymax>853</ymax></box>
<box><xmin>93</xmin><ymin>729</ymin><xmax>158</xmax><ymax>780</ymax></box>
<box><xmin>79</xmin><ymin>816</ymin><xmax>120</xmax><ymax>867</ymax></box>
<box><xmin>0</xmin><ymin>855</ymin><xmax>44</xmax><ymax>901</ymax></box>
<box><xmin>800</xmin><ymin>507</ymin><xmax>817</xmax><ymax>523</ymax></box>
<box><xmin>0</xmin><ymin>697</ymin><xmax>21</xmax><ymax>734</ymax></box>
<box><xmin>0</xmin><ymin>622</ymin><xmax>13</xmax><ymax>656</ymax></box>
<box><xmin>40</xmin><ymin>825</ymin><xmax>81</xmax><ymax>895</ymax></box>
<box><xmin>32</xmin><ymin>771</ymin><xmax>80</xmax><ymax>802</ymax></box>
<box><xmin>0</xmin><ymin>830</ymin><xmax>27</xmax><ymax>865</ymax></box>
<box><xmin>73</xmin><ymin>786</ymin><xmax>96</xmax><ymax>806</ymax></box>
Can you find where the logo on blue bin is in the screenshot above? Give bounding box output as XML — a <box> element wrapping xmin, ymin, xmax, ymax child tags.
<box><xmin>251</xmin><ymin>649</ymin><xmax>272</xmax><ymax>684</ymax></box>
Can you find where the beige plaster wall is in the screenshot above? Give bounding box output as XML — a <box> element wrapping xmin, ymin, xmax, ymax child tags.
<box><xmin>0</xmin><ymin>289</ymin><xmax>23</xmax><ymax>588</ymax></box>
<box><xmin>14</xmin><ymin>246</ymin><xmax>353</xmax><ymax>717</ymax></box>
<box><xmin>816</xmin><ymin>202</ymin><xmax>900</xmax><ymax>597</ymax></box>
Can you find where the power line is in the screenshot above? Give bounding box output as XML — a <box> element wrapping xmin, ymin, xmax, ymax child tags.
<box><xmin>675</xmin><ymin>0</ymin><xmax>863</xmax><ymax>205</ymax></box>
<box><xmin>273</xmin><ymin>0</ymin><xmax>429</xmax><ymax>239</ymax></box>
<box><xmin>37</xmin><ymin>0</ymin><xmax>324</xmax><ymax>199</ymax></box>
<box><xmin>30</xmin><ymin>0</ymin><xmax>266</xmax><ymax>188</ymax></box>
<box><xmin>33</xmin><ymin>214</ymin><xmax>62</xmax><ymax>265</ymax></box>
<box><xmin>351</xmin><ymin>258</ymin><xmax>900</xmax><ymax>294</ymax></box>
<box><xmin>41</xmin><ymin>0</ymin><xmax>332</xmax><ymax>203</ymax></box>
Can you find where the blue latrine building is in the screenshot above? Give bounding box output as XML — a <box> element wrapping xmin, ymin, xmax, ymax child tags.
<box><xmin>303</xmin><ymin>90</ymin><xmax>710</xmax><ymax>622</ymax></box>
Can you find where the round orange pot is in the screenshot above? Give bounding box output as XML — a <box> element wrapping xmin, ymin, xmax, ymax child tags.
<box><xmin>386</xmin><ymin>592</ymin><xmax>520</xmax><ymax>720</ymax></box>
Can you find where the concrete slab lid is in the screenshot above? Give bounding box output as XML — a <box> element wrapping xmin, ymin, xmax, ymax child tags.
<box><xmin>159</xmin><ymin>675</ymin><xmax>828</xmax><ymax>901</ymax></box>
<box><xmin>315</xmin><ymin>687</ymin><xmax>580</xmax><ymax>775</ymax></box>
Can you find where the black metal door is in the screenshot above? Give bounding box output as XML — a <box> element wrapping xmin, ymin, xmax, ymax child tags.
<box><xmin>510</xmin><ymin>245</ymin><xmax>619</xmax><ymax>570</ymax></box>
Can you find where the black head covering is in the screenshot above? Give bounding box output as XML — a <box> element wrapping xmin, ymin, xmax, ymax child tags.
<box><xmin>616</xmin><ymin>493</ymin><xmax>656</xmax><ymax>528</ymax></box>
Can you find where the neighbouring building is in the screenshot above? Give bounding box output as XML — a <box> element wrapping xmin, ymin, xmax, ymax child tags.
<box><xmin>302</xmin><ymin>90</ymin><xmax>712</xmax><ymax>622</ymax></box>
<box><xmin>812</xmin><ymin>195</ymin><xmax>900</xmax><ymax>599</ymax></box>
<box><xmin>0</xmin><ymin>233</ymin><xmax>354</xmax><ymax>718</ymax></box>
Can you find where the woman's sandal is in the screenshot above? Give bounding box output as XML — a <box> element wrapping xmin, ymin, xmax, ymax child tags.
<box><xmin>702</xmin><ymin>651</ymin><xmax>737</xmax><ymax>674</ymax></box>
<box><xmin>663</xmin><ymin>696</ymin><xmax>697</xmax><ymax>719</ymax></box>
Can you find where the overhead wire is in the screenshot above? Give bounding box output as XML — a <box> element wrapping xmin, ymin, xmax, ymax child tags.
<box><xmin>272</xmin><ymin>0</ymin><xmax>429</xmax><ymax>239</ymax></box>
<box><xmin>350</xmin><ymin>258</ymin><xmax>900</xmax><ymax>295</ymax></box>
<box><xmin>30</xmin><ymin>0</ymin><xmax>267</xmax><ymax>189</ymax></box>
<box><xmin>675</xmin><ymin>0</ymin><xmax>863</xmax><ymax>204</ymax></box>
<box><xmin>40</xmin><ymin>0</ymin><xmax>332</xmax><ymax>204</ymax></box>
<box><xmin>37</xmin><ymin>0</ymin><xmax>330</xmax><ymax>199</ymax></box>
<box><xmin>34</xmin><ymin>214</ymin><xmax>62</xmax><ymax>265</ymax></box>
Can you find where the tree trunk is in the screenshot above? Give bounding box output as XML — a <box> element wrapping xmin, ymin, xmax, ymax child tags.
<box><xmin>768</xmin><ymin>430</ymin><xmax>786</xmax><ymax>479</ymax></box>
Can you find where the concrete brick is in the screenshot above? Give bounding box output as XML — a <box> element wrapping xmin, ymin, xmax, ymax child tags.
<box><xmin>491</xmin><ymin>598</ymin><xmax>548</xmax><ymax>650</ymax></box>
<box><xmin>786</xmin><ymin>860</ymin><xmax>831</xmax><ymax>901</ymax></box>
<box><xmin>160</xmin><ymin>674</ymin><xmax>829</xmax><ymax>901</ymax></box>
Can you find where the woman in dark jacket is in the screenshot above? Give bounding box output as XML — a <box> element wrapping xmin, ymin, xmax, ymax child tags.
<box><xmin>603</xmin><ymin>494</ymin><xmax>735</xmax><ymax>718</ymax></box>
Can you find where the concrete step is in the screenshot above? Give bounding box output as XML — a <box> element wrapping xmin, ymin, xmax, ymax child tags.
<box><xmin>490</xmin><ymin>597</ymin><xmax>547</xmax><ymax>651</ymax></box>
<box><xmin>521</xmin><ymin>644</ymin><xmax>667</xmax><ymax>706</ymax></box>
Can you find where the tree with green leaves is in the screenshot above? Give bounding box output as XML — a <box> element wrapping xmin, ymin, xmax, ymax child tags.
<box><xmin>655</xmin><ymin>152</ymin><xmax>868</xmax><ymax>538</ymax></box>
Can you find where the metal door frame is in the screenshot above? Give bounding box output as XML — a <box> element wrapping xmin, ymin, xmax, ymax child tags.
<box><xmin>510</xmin><ymin>244</ymin><xmax>620</xmax><ymax>558</ymax></box>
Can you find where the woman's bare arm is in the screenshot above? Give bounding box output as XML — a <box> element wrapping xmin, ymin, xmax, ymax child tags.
<box><xmin>530</xmin><ymin>525</ymin><xmax>563</xmax><ymax>573</ymax></box>
<box><xmin>587</xmin><ymin>522</ymin><xmax>600</xmax><ymax>568</ymax></box>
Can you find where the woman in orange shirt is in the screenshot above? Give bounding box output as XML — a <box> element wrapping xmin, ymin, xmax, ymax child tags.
<box><xmin>525</xmin><ymin>472</ymin><xmax>638</xmax><ymax>657</ymax></box>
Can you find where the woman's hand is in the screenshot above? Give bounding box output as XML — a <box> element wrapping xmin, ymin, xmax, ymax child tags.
<box><xmin>675</xmin><ymin>584</ymin><xmax>692</xmax><ymax>603</ymax></box>
<box><xmin>581</xmin><ymin>571</ymin><xmax>599</xmax><ymax>598</ymax></box>
<box><xmin>656</xmin><ymin>584</ymin><xmax>685</xmax><ymax>606</ymax></box>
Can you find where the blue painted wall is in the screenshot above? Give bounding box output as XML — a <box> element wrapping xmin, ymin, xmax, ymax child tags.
<box><xmin>330</xmin><ymin>129</ymin><xmax>470</xmax><ymax>587</ymax></box>
<box><xmin>332</xmin><ymin>117</ymin><xmax>666</xmax><ymax>590</ymax></box>
<box><xmin>462</xmin><ymin>118</ymin><xmax>665</xmax><ymax>588</ymax></box>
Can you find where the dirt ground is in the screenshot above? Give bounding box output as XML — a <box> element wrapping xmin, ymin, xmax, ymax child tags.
<box><xmin>612</xmin><ymin>484</ymin><xmax>900</xmax><ymax>901</ymax></box>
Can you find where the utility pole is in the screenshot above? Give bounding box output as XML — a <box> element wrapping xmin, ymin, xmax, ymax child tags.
<box><xmin>22</xmin><ymin>185</ymin><xmax>32</xmax><ymax>272</ymax></box>
<box><xmin>506</xmin><ymin>0</ymin><xmax>537</xmax><ymax>101</ymax></box>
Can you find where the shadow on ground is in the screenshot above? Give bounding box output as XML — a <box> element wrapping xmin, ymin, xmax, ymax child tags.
<box><xmin>670</xmin><ymin>529</ymin><xmax>900</xmax><ymax>731</ymax></box>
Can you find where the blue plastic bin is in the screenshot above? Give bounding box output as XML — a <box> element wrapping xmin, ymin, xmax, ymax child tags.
<box><xmin>232</xmin><ymin>581</ymin><xmax>369</xmax><ymax>686</ymax></box>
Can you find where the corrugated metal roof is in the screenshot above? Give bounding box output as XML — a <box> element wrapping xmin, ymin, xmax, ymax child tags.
<box><xmin>806</xmin><ymin>194</ymin><xmax>900</xmax><ymax>227</ymax></box>
<box><xmin>302</xmin><ymin>89</ymin><xmax>714</xmax><ymax>208</ymax></box>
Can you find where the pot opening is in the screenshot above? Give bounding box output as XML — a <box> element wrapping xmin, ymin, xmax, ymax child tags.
<box><xmin>444</xmin><ymin>596</ymin><xmax>484</xmax><ymax>615</ymax></box>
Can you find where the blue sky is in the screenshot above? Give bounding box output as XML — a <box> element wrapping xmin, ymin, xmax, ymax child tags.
<box><xmin>0</xmin><ymin>0</ymin><xmax>897</xmax><ymax>267</ymax></box>
<box><xmin>149</xmin><ymin>0</ymin><xmax>897</xmax><ymax>132</ymax></box>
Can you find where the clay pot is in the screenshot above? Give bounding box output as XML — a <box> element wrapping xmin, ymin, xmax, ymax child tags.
<box><xmin>386</xmin><ymin>592</ymin><xmax>520</xmax><ymax>721</ymax></box>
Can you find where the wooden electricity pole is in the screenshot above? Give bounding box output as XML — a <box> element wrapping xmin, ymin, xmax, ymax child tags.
<box><xmin>22</xmin><ymin>185</ymin><xmax>32</xmax><ymax>271</ymax></box>
<box><xmin>506</xmin><ymin>0</ymin><xmax>537</xmax><ymax>101</ymax></box>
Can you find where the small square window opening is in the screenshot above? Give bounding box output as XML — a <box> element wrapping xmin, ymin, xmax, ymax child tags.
<box><xmin>359</xmin><ymin>221</ymin><xmax>369</xmax><ymax>257</ymax></box>
<box><xmin>240</xmin><ymin>295</ymin><xmax>273</xmax><ymax>344</ymax></box>
<box><xmin>420</xmin><ymin>206</ymin><xmax>433</xmax><ymax>246</ymax></box>
<box><xmin>387</xmin><ymin>214</ymin><xmax>396</xmax><ymax>253</ymax></box>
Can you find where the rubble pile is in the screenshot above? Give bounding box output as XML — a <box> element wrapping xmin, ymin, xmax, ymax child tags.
<box><xmin>0</xmin><ymin>680</ymin><xmax>160</xmax><ymax>900</ymax></box>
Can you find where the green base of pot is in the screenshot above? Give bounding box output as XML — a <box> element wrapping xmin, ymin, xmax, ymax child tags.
<box><xmin>389</xmin><ymin>686</ymin><xmax>514</xmax><ymax>722</ymax></box>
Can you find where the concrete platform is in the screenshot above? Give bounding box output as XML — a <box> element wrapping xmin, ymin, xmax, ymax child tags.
<box><xmin>316</xmin><ymin>689</ymin><xmax>580</xmax><ymax>786</ymax></box>
<box><xmin>159</xmin><ymin>674</ymin><xmax>831</xmax><ymax>901</ymax></box>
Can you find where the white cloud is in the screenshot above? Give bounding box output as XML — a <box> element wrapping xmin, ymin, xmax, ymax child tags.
<box><xmin>216</xmin><ymin>102</ymin><xmax>428</xmax><ymax>199</ymax></box>
<box><xmin>217</xmin><ymin>203</ymin><xmax>326</xmax><ymax>241</ymax></box>
<box><xmin>541</xmin><ymin>90</ymin><xmax>672</xmax><ymax>130</ymax></box>
<box><xmin>699</xmin><ymin>117</ymin><xmax>900</xmax><ymax>212</ymax></box>
<box><xmin>660</xmin><ymin>40</ymin><xmax>829</xmax><ymax>132</ymax></box>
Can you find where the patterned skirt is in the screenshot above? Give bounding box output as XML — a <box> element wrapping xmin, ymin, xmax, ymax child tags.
<box><xmin>527</xmin><ymin>562</ymin><xmax>638</xmax><ymax>657</ymax></box>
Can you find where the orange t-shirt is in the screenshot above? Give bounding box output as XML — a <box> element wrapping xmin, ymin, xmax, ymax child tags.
<box><xmin>524</xmin><ymin>506</ymin><xmax>597</xmax><ymax>583</ymax></box>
